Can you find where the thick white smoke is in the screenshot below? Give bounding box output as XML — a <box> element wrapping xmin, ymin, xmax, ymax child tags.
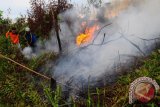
<box><xmin>22</xmin><ymin>30</ymin><xmax>59</xmax><ymax>59</ymax></box>
<box><xmin>49</xmin><ymin>0</ymin><xmax>160</xmax><ymax>87</ymax></box>
<box><xmin>22</xmin><ymin>0</ymin><xmax>160</xmax><ymax>88</ymax></box>
<box><xmin>22</xmin><ymin>46</ymin><xmax>36</xmax><ymax>59</ymax></box>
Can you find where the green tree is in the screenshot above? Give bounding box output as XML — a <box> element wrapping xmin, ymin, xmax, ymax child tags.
<box><xmin>0</xmin><ymin>10</ymin><xmax>3</xmax><ymax>24</ymax></box>
<box><xmin>0</xmin><ymin>10</ymin><xmax>11</xmax><ymax>35</ymax></box>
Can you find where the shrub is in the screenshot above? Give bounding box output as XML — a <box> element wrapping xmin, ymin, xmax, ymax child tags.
<box><xmin>0</xmin><ymin>10</ymin><xmax>11</xmax><ymax>35</ymax></box>
<box><xmin>27</xmin><ymin>0</ymin><xmax>72</xmax><ymax>39</ymax></box>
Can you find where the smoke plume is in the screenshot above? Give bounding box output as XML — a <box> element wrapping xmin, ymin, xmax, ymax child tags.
<box><xmin>26</xmin><ymin>0</ymin><xmax>160</xmax><ymax>90</ymax></box>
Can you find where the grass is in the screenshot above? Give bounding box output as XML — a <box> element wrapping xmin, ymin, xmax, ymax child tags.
<box><xmin>71</xmin><ymin>50</ymin><xmax>160</xmax><ymax>107</ymax></box>
<box><xmin>0</xmin><ymin>35</ymin><xmax>56</xmax><ymax>106</ymax></box>
<box><xmin>0</xmin><ymin>34</ymin><xmax>160</xmax><ymax>106</ymax></box>
<box><xmin>84</xmin><ymin>50</ymin><xmax>160</xmax><ymax>107</ymax></box>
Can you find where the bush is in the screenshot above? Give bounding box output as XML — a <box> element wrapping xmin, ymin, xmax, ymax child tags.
<box><xmin>0</xmin><ymin>10</ymin><xmax>11</xmax><ymax>35</ymax></box>
<box><xmin>0</xmin><ymin>35</ymin><xmax>12</xmax><ymax>54</ymax></box>
<box><xmin>27</xmin><ymin>0</ymin><xmax>72</xmax><ymax>39</ymax></box>
<box><xmin>0</xmin><ymin>35</ymin><xmax>49</xmax><ymax>106</ymax></box>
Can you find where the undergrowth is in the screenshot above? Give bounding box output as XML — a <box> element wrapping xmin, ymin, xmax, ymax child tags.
<box><xmin>0</xmin><ymin>34</ymin><xmax>160</xmax><ymax>107</ymax></box>
<box><xmin>0</xmin><ymin>35</ymin><xmax>56</xmax><ymax>106</ymax></box>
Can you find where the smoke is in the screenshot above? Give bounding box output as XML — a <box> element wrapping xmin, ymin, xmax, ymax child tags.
<box><xmin>22</xmin><ymin>29</ymin><xmax>60</xmax><ymax>59</ymax></box>
<box><xmin>24</xmin><ymin>0</ymin><xmax>160</xmax><ymax>90</ymax></box>
<box><xmin>22</xmin><ymin>47</ymin><xmax>36</xmax><ymax>59</ymax></box>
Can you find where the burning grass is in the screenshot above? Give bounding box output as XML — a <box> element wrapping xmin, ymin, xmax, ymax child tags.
<box><xmin>76</xmin><ymin>50</ymin><xmax>160</xmax><ymax>107</ymax></box>
<box><xmin>1</xmin><ymin>32</ymin><xmax>160</xmax><ymax>106</ymax></box>
<box><xmin>34</xmin><ymin>48</ymin><xmax>160</xmax><ymax>107</ymax></box>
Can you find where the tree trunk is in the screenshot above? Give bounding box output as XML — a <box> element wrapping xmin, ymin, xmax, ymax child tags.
<box><xmin>54</xmin><ymin>12</ymin><xmax>62</xmax><ymax>52</ymax></box>
<box><xmin>55</xmin><ymin>0</ymin><xmax>62</xmax><ymax>52</ymax></box>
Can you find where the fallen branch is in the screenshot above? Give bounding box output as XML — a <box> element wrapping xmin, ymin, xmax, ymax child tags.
<box><xmin>119</xmin><ymin>33</ymin><xmax>146</xmax><ymax>56</ymax></box>
<box><xmin>92</xmin><ymin>23</ymin><xmax>112</xmax><ymax>44</ymax></box>
<box><xmin>0</xmin><ymin>53</ymin><xmax>51</xmax><ymax>80</ymax></box>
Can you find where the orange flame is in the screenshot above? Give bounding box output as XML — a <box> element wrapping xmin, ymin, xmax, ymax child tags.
<box><xmin>76</xmin><ymin>0</ymin><xmax>131</xmax><ymax>46</ymax></box>
<box><xmin>76</xmin><ymin>24</ymin><xmax>99</xmax><ymax>46</ymax></box>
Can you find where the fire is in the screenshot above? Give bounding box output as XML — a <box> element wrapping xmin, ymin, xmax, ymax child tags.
<box><xmin>76</xmin><ymin>24</ymin><xmax>99</xmax><ymax>46</ymax></box>
<box><xmin>76</xmin><ymin>0</ymin><xmax>131</xmax><ymax>46</ymax></box>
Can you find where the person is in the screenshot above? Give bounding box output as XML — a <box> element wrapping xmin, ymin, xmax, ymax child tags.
<box><xmin>6</xmin><ymin>27</ymin><xmax>21</xmax><ymax>49</ymax></box>
<box><xmin>6</xmin><ymin>27</ymin><xmax>19</xmax><ymax>45</ymax></box>
<box><xmin>24</xmin><ymin>27</ymin><xmax>37</xmax><ymax>48</ymax></box>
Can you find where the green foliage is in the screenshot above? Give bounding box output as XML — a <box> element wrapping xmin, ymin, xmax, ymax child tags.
<box><xmin>110</xmin><ymin>51</ymin><xmax>160</xmax><ymax>106</ymax></box>
<box><xmin>96</xmin><ymin>88</ymin><xmax>100</xmax><ymax>107</ymax></box>
<box><xmin>0</xmin><ymin>35</ymin><xmax>12</xmax><ymax>54</ymax></box>
<box><xmin>0</xmin><ymin>10</ymin><xmax>11</xmax><ymax>34</ymax></box>
<box><xmin>14</xmin><ymin>17</ymin><xmax>27</xmax><ymax>29</ymax></box>
<box><xmin>1</xmin><ymin>10</ymin><xmax>160</xmax><ymax>106</ymax></box>
<box><xmin>0</xmin><ymin>10</ymin><xmax>27</xmax><ymax>35</ymax></box>
<box><xmin>0</xmin><ymin>10</ymin><xmax>2</xmax><ymax>16</ymax></box>
<box><xmin>0</xmin><ymin>10</ymin><xmax>3</xmax><ymax>24</ymax></box>
<box><xmin>0</xmin><ymin>35</ymin><xmax>50</xmax><ymax>106</ymax></box>
<box><xmin>118</xmin><ymin>74</ymin><xmax>131</xmax><ymax>85</ymax></box>
<box><xmin>70</xmin><ymin>50</ymin><xmax>160</xmax><ymax>107</ymax></box>
<box><xmin>44</xmin><ymin>86</ymin><xmax>62</xmax><ymax>107</ymax></box>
